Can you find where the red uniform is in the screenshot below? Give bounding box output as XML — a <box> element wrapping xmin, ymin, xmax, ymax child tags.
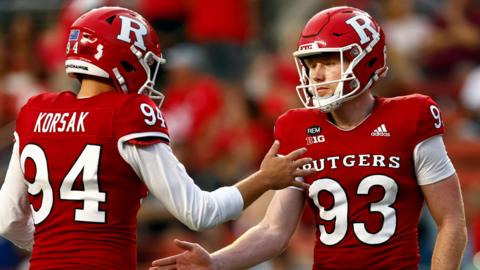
<box><xmin>274</xmin><ymin>94</ymin><xmax>444</xmax><ymax>269</ymax></box>
<box><xmin>15</xmin><ymin>91</ymin><xmax>169</xmax><ymax>269</ymax></box>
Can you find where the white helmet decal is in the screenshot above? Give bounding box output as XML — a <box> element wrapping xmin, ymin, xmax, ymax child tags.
<box><xmin>117</xmin><ymin>15</ymin><xmax>147</xmax><ymax>51</ymax></box>
<box><xmin>345</xmin><ymin>14</ymin><xmax>379</xmax><ymax>45</ymax></box>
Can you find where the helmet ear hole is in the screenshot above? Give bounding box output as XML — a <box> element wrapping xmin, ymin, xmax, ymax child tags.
<box><xmin>121</xmin><ymin>61</ymin><xmax>136</xmax><ymax>72</ymax></box>
<box><xmin>367</xmin><ymin>57</ymin><xmax>377</xmax><ymax>68</ymax></box>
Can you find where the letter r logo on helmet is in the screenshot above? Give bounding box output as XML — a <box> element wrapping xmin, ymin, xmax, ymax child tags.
<box><xmin>117</xmin><ymin>15</ymin><xmax>148</xmax><ymax>51</ymax></box>
<box><xmin>345</xmin><ymin>14</ymin><xmax>379</xmax><ymax>45</ymax></box>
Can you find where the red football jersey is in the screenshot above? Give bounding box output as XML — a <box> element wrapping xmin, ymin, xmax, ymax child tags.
<box><xmin>274</xmin><ymin>94</ymin><xmax>445</xmax><ymax>270</ymax></box>
<box><xmin>15</xmin><ymin>91</ymin><xmax>170</xmax><ymax>269</ymax></box>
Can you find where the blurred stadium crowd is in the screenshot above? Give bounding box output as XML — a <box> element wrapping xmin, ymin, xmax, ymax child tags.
<box><xmin>0</xmin><ymin>0</ymin><xmax>479</xmax><ymax>269</ymax></box>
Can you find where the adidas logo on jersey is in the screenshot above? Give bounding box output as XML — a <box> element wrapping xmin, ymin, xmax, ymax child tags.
<box><xmin>371</xmin><ymin>124</ymin><xmax>390</xmax><ymax>137</ymax></box>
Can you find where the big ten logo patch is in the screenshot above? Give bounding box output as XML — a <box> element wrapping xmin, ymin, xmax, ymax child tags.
<box><xmin>306</xmin><ymin>125</ymin><xmax>325</xmax><ymax>145</ymax></box>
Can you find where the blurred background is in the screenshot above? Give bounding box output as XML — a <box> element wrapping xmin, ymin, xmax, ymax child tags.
<box><xmin>0</xmin><ymin>0</ymin><xmax>479</xmax><ymax>269</ymax></box>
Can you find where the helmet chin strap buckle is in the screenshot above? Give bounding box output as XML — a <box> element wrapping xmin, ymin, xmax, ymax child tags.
<box><xmin>112</xmin><ymin>67</ymin><xmax>128</xmax><ymax>94</ymax></box>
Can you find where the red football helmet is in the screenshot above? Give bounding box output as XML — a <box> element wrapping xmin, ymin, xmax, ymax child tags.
<box><xmin>65</xmin><ymin>6</ymin><xmax>166</xmax><ymax>106</ymax></box>
<box><xmin>293</xmin><ymin>6</ymin><xmax>388</xmax><ymax>112</ymax></box>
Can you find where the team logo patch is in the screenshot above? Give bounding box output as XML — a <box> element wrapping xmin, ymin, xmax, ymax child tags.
<box><xmin>69</xmin><ymin>29</ymin><xmax>80</xmax><ymax>41</ymax></box>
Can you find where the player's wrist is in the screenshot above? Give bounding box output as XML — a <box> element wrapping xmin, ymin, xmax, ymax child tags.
<box><xmin>211</xmin><ymin>254</ymin><xmax>224</xmax><ymax>270</ymax></box>
<box><xmin>254</xmin><ymin>169</ymin><xmax>275</xmax><ymax>190</ymax></box>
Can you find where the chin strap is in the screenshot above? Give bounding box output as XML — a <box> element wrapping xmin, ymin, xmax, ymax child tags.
<box><xmin>112</xmin><ymin>67</ymin><xmax>128</xmax><ymax>94</ymax></box>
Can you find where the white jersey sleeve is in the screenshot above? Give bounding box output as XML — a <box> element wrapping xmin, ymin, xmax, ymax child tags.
<box><xmin>118</xmin><ymin>142</ymin><xmax>244</xmax><ymax>231</ymax></box>
<box><xmin>414</xmin><ymin>135</ymin><xmax>456</xmax><ymax>186</ymax></box>
<box><xmin>0</xmin><ymin>135</ymin><xmax>34</xmax><ymax>251</ymax></box>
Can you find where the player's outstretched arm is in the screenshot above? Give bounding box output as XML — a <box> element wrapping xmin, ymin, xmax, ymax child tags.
<box><xmin>421</xmin><ymin>173</ymin><xmax>467</xmax><ymax>270</ymax></box>
<box><xmin>150</xmin><ymin>188</ymin><xmax>306</xmax><ymax>270</ymax></box>
<box><xmin>120</xmin><ymin>140</ymin><xmax>312</xmax><ymax>231</ymax></box>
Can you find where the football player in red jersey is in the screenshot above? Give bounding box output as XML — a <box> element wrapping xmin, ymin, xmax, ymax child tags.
<box><xmin>151</xmin><ymin>6</ymin><xmax>468</xmax><ymax>270</ymax></box>
<box><xmin>0</xmin><ymin>6</ymin><xmax>314</xmax><ymax>269</ymax></box>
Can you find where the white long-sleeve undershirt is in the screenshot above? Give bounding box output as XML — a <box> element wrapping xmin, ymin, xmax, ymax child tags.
<box><xmin>118</xmin><ymin>141</ymin><xmax>244</xmax><ymax>231</ymax></box>
<box><xmin>0</xmin><ymin>134</ymin><xmax>34</xmax><ymax>251</ymax></box>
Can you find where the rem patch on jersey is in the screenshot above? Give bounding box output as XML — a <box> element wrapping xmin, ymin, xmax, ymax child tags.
<box><xmin>307</xmin><ymin>125</ymin><xmax>322</xmax><ymax>135</ymax></box>
<box><xmin>69</xmin><ymin>29</ymin><xmax>80</xmax><ymax>41</ymax></box>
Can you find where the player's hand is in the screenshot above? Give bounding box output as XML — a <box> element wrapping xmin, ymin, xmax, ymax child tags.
<box><xmin>259</xmin><ymin>140</ymin><xmax>313</xmax><ymax>190</ymax></box>
<box><xmin>149</xmin><ymin>239</ymin><xmax>214</xmax><ymax>270</ymax></box>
